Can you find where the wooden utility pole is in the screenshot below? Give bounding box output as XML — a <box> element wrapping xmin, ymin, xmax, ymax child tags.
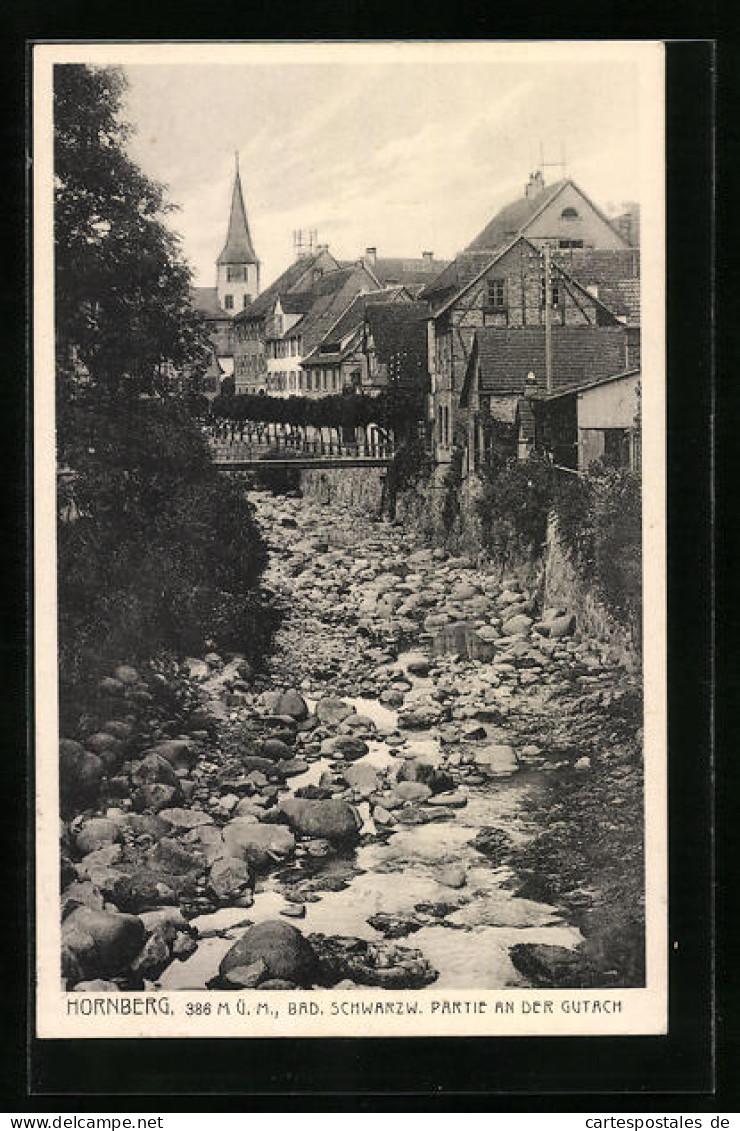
<box><xmin>544</xmin><ymin>244</ymin><xmax>553</xmax><ymax>393</ymax></box>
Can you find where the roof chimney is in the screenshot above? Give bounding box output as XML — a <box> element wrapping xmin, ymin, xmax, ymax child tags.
<box><xmin>525</xmin><ymin>170</ymin><xmax>545</xmax><ymax>199</ymax></box>
<box><xmin>422</xmin><ymin>251</ymin><xmax>434</xmax><ymax>262</ymax></box>
<box><xmin>365</xmin><ymin>247</ymin><xmax>377</xmax><ymax>266</ymax></box>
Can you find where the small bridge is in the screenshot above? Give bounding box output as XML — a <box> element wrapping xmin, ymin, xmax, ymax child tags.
<box><xmin>209</xmin><ymin>436</ymin><xmax>396</xmax><ymax>471</ymax></box>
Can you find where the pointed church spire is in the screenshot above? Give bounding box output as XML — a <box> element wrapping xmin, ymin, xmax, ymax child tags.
<box><xmin>217</xmin><ymin>152</ymin><xmax>258</xmax><ymax>266</ymax></box>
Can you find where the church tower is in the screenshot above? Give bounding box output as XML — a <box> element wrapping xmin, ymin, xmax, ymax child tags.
<box><xmin>216</xmin><ymin>153</ymin><xmax>260</xmax><ymax>313</ymax></box>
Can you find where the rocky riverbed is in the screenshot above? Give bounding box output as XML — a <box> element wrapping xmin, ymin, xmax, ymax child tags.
<box><xmin>59</xmin><ymin>489</ymin><xmax>644</xmax><ymax>993</ymax></box>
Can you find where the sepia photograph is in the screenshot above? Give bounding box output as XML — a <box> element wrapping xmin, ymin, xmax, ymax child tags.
<box><xmin>33</xmin><ymin>40</ymin><xmax>667</xmax><ymax>1039</ymax></box>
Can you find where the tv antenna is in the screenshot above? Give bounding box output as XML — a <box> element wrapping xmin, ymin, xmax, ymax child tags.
<box><xmin>538</xmin><ymin>142</ymin><xmax>568</xmax><ymax>180</ymax></box>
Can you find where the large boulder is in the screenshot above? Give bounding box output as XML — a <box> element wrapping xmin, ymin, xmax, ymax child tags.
<box><xmin>396</xmin><ymin>760</ymin><xmax>454</xmax><ymax>796</ymax></box>
<box><xmin>324</xmin><ymin>736</ymin><xmax>369</xmax><ymax>762</ymax></box>
<box><xmin>59</xmin><ymin>740</ymin><xmax>103</xmax><ymax>816</ymax></box>
<box><xmin>208</xmin><ymin>856</ymin><xmax>253</xmax><ymax>902</ymax></box>
<box><xmin>279</xmin><ymin>798</ymin><xmax>360</xmax><ymax>843</ymax></box>
<box><xmin>275</xmin><ymin>689</ymin><xmax>309</xmax><ymax>722</ymax></box>
<box><xmin>130</xmin><ymin>754</ymin><xmax>180</xmax><ymax>788</ymax></box>
<box><xmin>219</xmin><ymin>920</ymin><xmax>319</xmax><ymax>988</ymax></box>
<box><xmin>62</xmin><ymin>907</ymin><xmax>146</xmax><ymax>983</ymax></box>
<box><xmin>315</xmin><ymin>697</ymin><xmax>355</xmax><ymax>726</ymax></box>
<box><xmin>74</xmin><ymin>818</ymin><xmax>121</xmax><ymax>857</ymax></box>
<box><xmin>222</xmin><ymin>819</ymin><xmax>295</xmax><ymax>870</ymax></box>
<box><xmin>131</xmin><ymin>782</ymin><xmax>181</xmax><ymax>814</ymax></box>
<box><xmin>147</xmin><ymin>739</ymin><xmax>196</xmax><ymax>772</ymax></box>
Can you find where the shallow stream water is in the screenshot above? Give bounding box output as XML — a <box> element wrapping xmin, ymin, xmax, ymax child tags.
<box><xmin>159</xmin><ymin>667</ymin><xmax>581</xmax><ymax>991</ymax></box>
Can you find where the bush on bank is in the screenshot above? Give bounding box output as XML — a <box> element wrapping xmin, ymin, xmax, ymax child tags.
<box><xmin>57</xmin><ymin>394</ymin><xmax>278</xmax><ymax>724</ymax></box>
<box><xmin>476</xmin><ymin>454</ymin><xmax>642</xmax><ymax>637</ymax></box>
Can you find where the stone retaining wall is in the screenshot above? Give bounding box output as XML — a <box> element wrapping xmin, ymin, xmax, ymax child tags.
<box><xmin>299</xmin><ymin>468</ymin><xmax>386</xmax><ymax>512</ymax></box>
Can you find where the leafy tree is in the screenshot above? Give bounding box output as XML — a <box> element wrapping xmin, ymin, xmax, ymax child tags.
<box><xmin>54</xmin><ymin>66</ymin><xmax>276</xmax><ymax>720</ymax></box>
<box><xmin>54</xmin><ymin>64</ymin><xmax>210</xmax><ymax>399</ymax></box>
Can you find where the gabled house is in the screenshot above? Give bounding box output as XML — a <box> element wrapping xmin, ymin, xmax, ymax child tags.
<box><xmin>421</xmin><ymin>234</ymin><xmax>630</xmax><ymax>462</ymax></box>
<box><xmin>300</xmin><ymin>286</ymin><xmax>411</xmax><ymax>395</ymax></box>
<box><xmin>231</xmin><ymin>247</ymin><xmax>339</xmax><ymax>394</ymax></box>
<box><xmin>466</xmin><ymin>172</ymin><xmax>631</xmax><ymax>254</ymax></box>
<box><xmin>361</xmin><ymin>302</ymin><xmax>431</xmax><ymax>394</ymax></box>
<box><xmin>458</xmin><ymin>324</ymin><xmax>640</xmax><ymax>473</ymax></box>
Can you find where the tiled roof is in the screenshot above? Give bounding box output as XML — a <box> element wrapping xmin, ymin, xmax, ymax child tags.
<box><xmin>279</xmin><ymin>293</ymin><xmax>316</xmax><ymax>315</ymax></box>
<box><xmin>466</xmin><ymin>180</ymin><xmax>568</xmax><ymax>252</ymax></box>
<box><xmin>419</xmin><ymin>250</ymin><xmax>503</xmax><ymax>307</ymax></box>
<box><xmin>294</xmin><ymin>266</ymin><xmax>382</xmax><ymax>355</ymax></box>
<box><xmin>462</xmin><ymin>325</ymin><xmax>630</xmax><ymax>403</ymax></box>
<box><xmin>235</xmin><ymin>251</ymin><xmax>339</xmax><ymax>322</ymax></box>
<box><xmin>367</xmin><ymin>257</ymin><xmax>451</xmax><ymax>287</ymax></box>
<box><xmin>190</xmin><ymin>287</ymin><xmax>230</xmax><ymax>320</ymax></box>
<box><xmin>365</xmin><ymin>302</ymin><xmax>430</xmax><ymax>377</ymax></box>
<box><xmin>551</xmin><ymin>248</ymin><xmax>641</xmax><ymax>323</ymax></box>
<box><xmin>304</xmin><ymin>287</ymin><xmax>409</xmax><ymax>363</ymax></box>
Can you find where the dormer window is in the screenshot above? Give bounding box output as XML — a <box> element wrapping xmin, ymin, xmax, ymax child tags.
<box><xmin>560</xmin><ymin>206</ymin><xmax>580</xmax><ymax>220</ymax></box>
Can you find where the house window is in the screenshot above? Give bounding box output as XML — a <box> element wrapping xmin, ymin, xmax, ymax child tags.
<box><xmin>560</xmin><ymin>207</ymin><xmax>579</xmax><ymax>220</ymax></box>
<box><xmin>242</xmin><ymin>294</ymin><xmax>250</xmax><ymax>308</ymax></box>
<box><xmin>486</xmin><ymin>278</ymin><xmax>506</xmax><ymax>308</ymax></box>
<box><xmin>541</xmin><ymin>279</ymin><xmax>560</xmax><ymax>308</ymax></box>
<box><xmin>307</xmin><ymin>372</ymin><xmax>312</xmax><ymax>391</ymax></box>
<box><xmin>224</xmin><ymin>294</ymin><xmax>234</xmax><ymax>310</ymax></box>
<box><xmin>558</xmin><ymin>239</ymin><xmax>584</xmax><ymax>249</ymax></box>
<box><xmin>227</xmin><ymin>266</ymin><xmax>247</xmax><ymax>282</ymax></box>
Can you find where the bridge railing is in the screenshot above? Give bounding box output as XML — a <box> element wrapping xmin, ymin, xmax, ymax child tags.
<box><xmin>208</xmin><ymin>434</ymin><xmax>396</xmax><ymax>462</ymax></box>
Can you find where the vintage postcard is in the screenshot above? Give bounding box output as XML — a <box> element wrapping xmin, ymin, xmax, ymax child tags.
<box><xmin>33</xmin><ymin>40</ymin><xmax>666</xmax><ymax>1039</ymax></box>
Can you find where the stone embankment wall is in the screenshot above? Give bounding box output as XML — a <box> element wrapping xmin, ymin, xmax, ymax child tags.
<box><xmin>300</xmin><ymin>468</ymin><xmax>386</xmax><ymax>512</ymax></box>
<box><xmin>543</xmin><ymin>515</ymin><xmax>639</xmax><ymax>668</ymax></box>
<box><xmin>299</xmin><ymin>465</ymin><xmax>637</xmax><ymax>664</ymax></box>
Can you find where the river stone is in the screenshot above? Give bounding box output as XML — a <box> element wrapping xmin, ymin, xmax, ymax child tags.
<box><xmin>222</xmin><ymin>820</ymin><xmax>296</xmax><ymax>870</ymax></box>
<box><xmin>132</xmin><ymin>782</ymin><xmax>182</xmax><ymax>819</ymax></box>
<box><xmin>327</xmin><ymin>736</ymin><xmax>369</xmax><ymax>762</ymax></box>
<box><xmin>315</xmin><ymin>697</ymin><xmax>355</xmax><ymax>726</ymax></box>
<box><xmin>148</xmin><ymin>837</ymin><xmax>203</xmax><ymax>875</ymax></box>
<box><xmin>502</xmin><ymin>613</ymin><xmax>533</xmax><ymax>636</ymax></box>
<box><xmin>76</xmin><ymin>843</ymin><xmax>123</xmax><ymax>876</ymax></box>
<box><xmin>139</xmin><ymin>907</ymin><xmax>189</xmax><ymax>940</ymax></box>
<box><xmin>545</xmin><ymin>613</ymin><xmax>576</xmax><ymax>638</ymax></box>
<box><xmin>114</xmin><ymin>665</ymin><xmax>141</xmax><ymax>685</ymax></box>
<box><xmin>260</xmin><ymin>738</ymin><xmax>293</xmax><ymax>762</ymax></box>
<box><xmin>74</xmin><ymin>818</ymin><xmax>122</xmax><ymax>857</ymax></box>
<box><xmin>61</xmin><ymin>880</ymin><xmax>106</xmax><ymax>916</ymax></box>
<box><xmin>404</xmin><ymin>653</ymin><xmax>431</xmax><ymax>677</ymax></box>
<box><xmin>148</xmin><ymin>739</ymin><xmax>196</xmax><ymax>771</ymax></box>
<box><xmin>396</xmin><ymin>760</ymin><xmax>454</xmax><ymax>796</ymax></box>
<box><xmin>508</xmin><ymin>943</ymin><xmax>596</xmax><ymax>988</ymax></box>
<box><xmin>158</xmin><ymin>807</ymin><xmax>213</xmax><ymax>830</ymax></box>
<box><xmin>438</xmin><ymin>865</ymin><xmax>467</xmax><ymax>889</ymax></box>
<box><xmin>208</xmin><ymin>856</ymin><xmax>253</xmax><ymax>901</ymax></box>
<box><xmin>222</xmin><ymin>959</ymin><xmax>268</xmax><ymax>989</ymax></box>
<box><xmin>70</xmin><ymin>979</ymin><xmax>121</xmax><ymax>992</ymax></box>
<box><xmin>393</xmin><ymin>780</ymin><xmax>432</xmax><ymax>803</ymax></box>
<box><xmin>103</xmin><ymin>720</ymin><xmax>134</xmax><ymax>741</ymax></box>
<box><xmin>343</xmin><ymin>762</ymin><xmax>379</xmax><ymax>797</ymax></box>
<box><xmin>62</xmin><ymin>907</ymin><xmax>146</xmax><ymax>982</ymax></box>
<box><xmin>130</xmin><ymin>754</ymin><xmax>179</xmax><ymax>788</ymax></box>
<box><xmin>279</xmin><ymin>798</ymin><xmax>360</xmax><ymax>843</ymax></box>
<box><xmin>276</xmin><ymin>689</ymin><xmax>309</xmax><ymax>721</ymax></box>
<box><xmin>59</xmin><ymin>740</ymin><xmax>103</xmax><ymax>815</ymax></box>
<box><xmin>219</xmin><ymin>921</ymin><xmax>319</xmax><ymax>988</ymax></box>
<box><xmin>474</xmin><ymin>744</ymin><xmax>519</xmax><ymax>775</ymax></box>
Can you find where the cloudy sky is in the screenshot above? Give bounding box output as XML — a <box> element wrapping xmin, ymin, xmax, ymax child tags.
<box><xmin>120</xmin><ymin>48</ymin><xmax>645</xmax><ymax>289</ymax></box>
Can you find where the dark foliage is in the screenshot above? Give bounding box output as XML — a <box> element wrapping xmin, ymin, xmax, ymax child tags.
<box><xmin>58</xmin><ymin>397</ymin><xmax>278</xmax><ymax>700</ymax></box>
<box><xmin>54</xmin><ymin>65</ymin><xmax>277</xmax><ymax>714</ymax></box>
